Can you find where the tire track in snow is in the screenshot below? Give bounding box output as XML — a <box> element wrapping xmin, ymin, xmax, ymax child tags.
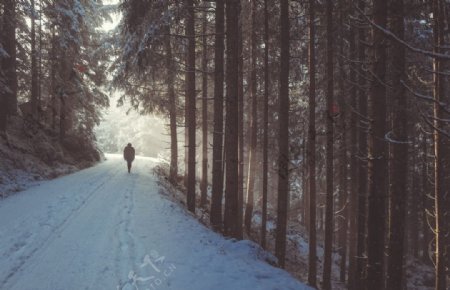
<box><xmin>114</xmin><ymin>173</ymin><xmax>139</xmax><ymax>290</ymax></box>
<box><xmin>0</xmin><ymin>168</ymin><xmax>113</xmax><ymax>256</ymax></box>
<box><xmin>0</xmin><ymin>166</ymin><xmax>121</xmax><ymax>289</ymax></box>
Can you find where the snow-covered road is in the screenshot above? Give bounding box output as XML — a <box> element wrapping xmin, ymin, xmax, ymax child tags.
<box><xmin>0</xmin><ymin>154</ymin><xmax>311</xmax><ymax>290</ymax></box>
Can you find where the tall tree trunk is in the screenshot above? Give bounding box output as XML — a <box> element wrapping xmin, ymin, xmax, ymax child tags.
<box><xmin>338</xmin><ymin>118</ymin><xmax>349</xmax><ymax>284</ymax></box>
<box><xmin>354</xmin><ymin>1</ymin><xmax>368</xmax><ymax>287</ymax></box>
<box><xmin>0</xmin><ymin>0</ymin><xmax>6</xmax><ymax>132</ymax></box>
<box><xmin>260</xmin><ymin>0</ymin><xmax>270</xmax><ymax>249</ymax></box>
<box><xmin>366</xmin><ymin>0</ymin><xmax>388</xmax><ymax>288</ymax></box>
<box><xmin>185</xmin><ymin>0</ymin><xmax>196</xmax><ymax>213</ymax></box>
<box><xmin>303</xmin><ymin>136</ymin><xmax>310</xmax><ymax>231</ymax></box>
<box><xmin>210</xmin><ymin>0</ymin><xmax>225</xmax><ymax>231</ymax></box>
<box><xmin>337</xmin><ymin>1</ymin><xmax>350</xmax><ymax>280</ymax></box>
<box><xmin>59</xmin><ymin>92</ymin><xmax>66</xmax><ymax>139</ymax></box>
<box><xmin>58</xmin><ymin>2</ymin><xmax>76</xmax><ymax>140</ymax></box>
<box><xmin>201</xmin><ymin>9</ymin><xmax>208</xmax><ymax>207</ymax></box>
<box><xmin>0</xmin><ymin>65</ymin><xmax>7</xmax><ymax>131</ymax></box>
<box><xmin>275</xmin><ymin>0</ymin><xmax>290</xmax><ymax>268</ymax></box>
<box><xmin>59</xmin><ymin>37</ymin><xmax>71</xmax><ymax>141</ymax></box>
<box><xmin>1</xmin><ymin>0</ymin><xmax>18</xmax><ymax>129</ymax></box>
<box><xmin>31</xmin><ymin>0</ymin><xmax>39</xmax><ymax>118</ymax></box>
<box><xmin>386</xmin><ymin>0</ymin><xmax>407</xmax><ymax>288</ymax></box>
<box><xmin>322</xmin><ymin>0</ymin><xmax>334</xmax><ymax>288</ymax></box>
<box><xmin>245</xmin><ymin>0</ymin><xmax>258</xmax><ymax>235</ymax></box>
<box><xmin>165</xmin><ymin>24</ymin><xmax>178</xmax><ymax>183</ymax></box>
<box><xmin>409</xmin><ymin>152</ymin><xmax>419</xmax><ymax>258</ymax></box>
<box><xmin>347</xmin><ymin>25</ymin><xmax>359</xmax><ymax>290</ymax></box>
<box><xmin>237</xmin><ymin>0</ymin><xmax>244</xmax><ymax>240</ymax></box>
<box><xmin>421</xmin><ymin>134</ymin><xmax>431</xmax><ymax>264</ymax></box>
<box><xmin>432</xmin><ymin>0</ymin><xmax>448</xmax><ymax>289</ymax></box>
<box><xmin>307</xmin><ymin>0</ymin><xmax>317</xmax><ymax>285</ymax></box>
<box><xmin>0</xmin><ymin>91</ymin><xmax>6</xmax><ymax>133</ymax></box>
<box><xmin>50</xmin><ymin>25</ymin><xmax>58</xmax><ymax>132</ymax></box>
<box><xmin>38</xmin><ymin>0</ymin><xmax>42</xmax><ymax>110</ymax></box>
<box><xmin>224</xmin><ymin>0</ymin><xmax>240</xmax><ymax>238</ymax></box>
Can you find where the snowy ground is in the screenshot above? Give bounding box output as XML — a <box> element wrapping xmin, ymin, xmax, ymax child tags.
<box><xmin>0</xmin><ymin>154</ymin><xmax>311</xmax><ymax>290</ymax></box>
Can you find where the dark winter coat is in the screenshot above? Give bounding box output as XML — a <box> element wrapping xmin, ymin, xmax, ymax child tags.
<box><xmin>123</xmin><ymin>145</ymin><xmax>135</xmax><ymax>162</ymax></box>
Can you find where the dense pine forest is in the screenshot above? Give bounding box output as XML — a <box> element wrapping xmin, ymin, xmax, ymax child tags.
<box><xmin>1</xmin><ymin>0</ymin><xmax>450</xmax><ymax>289</ymax></box>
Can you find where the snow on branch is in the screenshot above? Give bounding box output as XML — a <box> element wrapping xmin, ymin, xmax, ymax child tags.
<box><xmin>384</xmin><ymin>131</ymin><xmax>411</xmax><ymax>144</ymax></box>
<box><xmin>0</xmin><ymin>43</ymin><xmax>10</xmax><ymax>59</ymax></box>
<box><xmin>402</xmin><ymin>80</ymin><xmax>450</xmax><ymax>115</ymax></box>
<box><xmin>421</xmin><ymin>113</ymin><xmax>450</xmax><ymax>139</ymax></box>
<box><xmin>354</xmin><ymin>4</ymin><xmax>450</xmax><ymax>60</ymax></box>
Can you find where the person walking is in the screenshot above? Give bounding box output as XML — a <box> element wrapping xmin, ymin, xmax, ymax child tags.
<box><xmin>123</xmin><ymin>143</ymin><xmax>135</xmax><ymax>173</ymax></box>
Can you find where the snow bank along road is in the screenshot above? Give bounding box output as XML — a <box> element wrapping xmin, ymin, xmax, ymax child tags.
<box><xmin>0</xmin><ymin>154</ymin><xmax>311</xmax><ymax>290</ymax></box>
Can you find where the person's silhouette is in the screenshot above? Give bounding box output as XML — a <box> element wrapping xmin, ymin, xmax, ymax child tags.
<box><xmin>123</xmin><ymin>143</ymin><xmax>135</xmax><ymax>173</ymax></box>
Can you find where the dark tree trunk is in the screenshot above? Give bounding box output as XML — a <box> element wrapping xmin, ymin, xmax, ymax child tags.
<box><xmin>347</xmin><ymin>24</ymin><xmax>359</xmax><ymax>289</ymax></box>
<box><xmin>38</xmin><ymin>0</ymin><xmax>42</xmax><ymax>110</ymax></box>
<box><xmin>421</xmin><ymin>134</ymin><xmax>431</xmax><ymax>264</ymax></box>
<box><xmin>210</xmin><ymin>0</ymin><xmax>225</xmax><ymax>231</ymax></box>
<box><xmin>1</xmin><ymin>0</ymin><xmax>18</xmax><ymax>128</ymax></box>
<box><xmin>337</xmin><ymin>2</ymin><xmax>350</xmax><ymax>281</ymax></box>
<box><xmin>0</xmin><ymin>0</ymin><xmax>6</xmax><ymax>132</ymax></box>
<box><xmin>260</xmin><ymin>0</ymin><xmax>269</xmax><ymax>249</ymax></box>
<box><xmin>201</xmin><ymin>9</ymin><xmax>208</xmax><ymax>207</ymax></box>
<box><xmin>223</xmin><ymin>0</ymin><xmax>240</xmax><ymax>238</ymax></box>
<box><xmin>307</xmin><ymin>0</ymin><xmax>317</xmax><ymax>285</ymax></box>
<box><xmin>164</xmin><ymin>24</ymin><xmax>178</xmax><ymax>183</ymax></box>
<box><xmin>245</xmin><ymin>0</ymin><xmax>258</xmax><ymax>235</ymax></box>
<box><xmin>386</xmin><ymin>0</ymin><xmax>407</xmax><ymax>289</ymax></box>
<box><xmin>322</xmin><ymin>0</ymin><xmax>334</xmax><ymax>288</ymax></box>
<box><xmin>59</xmin><ymin>32</ymin><xmax>72</xmax><ymax>140</ymax></box>
<box><xmin>354</xmin><ymin>1</ymin><xmax>368</xmax><ymax>288</ymax></box>
<box><xmin>275</xmin><ymin>0</ymin><xmax>290</xmax><ymax>268</ymax></box>
<box><xmin>366</xmin><ymin>0</ymin><xmax>388</xmax><ymax>288</ymax></box>
<box><xmin>59</xmin><ymin>93</ymin><xmax>66</xmax><ymax>139</ymax></box>
<box><xmin>185</xmin><ymin>0</ymin><xmax>196</xmax><ymax>213</ymax></box>
<box><xmin>409</xmin><ymin>153</ymin><xmax>419</xmax><ymax>259</ymax></box>
<box><xmin>338</xmin><ymin>118</ymin><xmax>349</xmax><ymax>284</ymax></box>
<box><xmin>432</xmin><ymin>0</ymin><xmax>448</xmax><ymax>289</ymax></box>
<box><xmin>0</xmin><ymin>76</ymin><xmax>7</xmax><ymax>132</ymax></box>
<box><xmin>237</xmin><ymin>0</ymin><xmax>244</xmax><ymax>240</ymax></box>
<box><xmin>31</xmin><ymin>0</ymin><xmax>39</xmax><ymax>118</ymax></box>
<box><xmin>51</xmin><ymin>27</ymin><xmax>58</xmax><ymax>131</ymax></box>
<box><xmin>0</xmin><ymin>95</ymin><xmax>6</xmax><ymax>133</ymax></box>
<box><xmin>303</xmin><ymin>136</ymin><xmax>310</xmax><ymax>231</ymax></box>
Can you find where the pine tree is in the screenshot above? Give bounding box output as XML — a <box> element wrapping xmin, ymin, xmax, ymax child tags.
<box><xmin>31</xmin><ymin>0</ymin><xmax>39</xmax><ymax>118</ymax></box>
<box><xmin>244</xmin><ymin>0</ymin><xmax>258</xmax><ymax>235</ymax></box>
<box><xmin>1</xmin><ymin>0</ymin><xmax>18</xmax><ymax>127</ymax></box>
<box><xmin>386</xmin><ymin>0</ymin><xmax>408</xmax><ymax>288</ymax></box>
<box><xmin>275</xmin><ymin>0</ymin><xmax>290</xmax><ymax>269</ymax></box>
<box><xmin>260</xmin><ymin>0</ymin><xmax>270</xmax><ymax>249</ymax></box>
<box><xmin>307</xmin><ymin>0</ymin><xmax>317</xmax><ymax>285</ymax></box>
<box><xmin>164</xmin><ymin>21</ymin><xmax>178</xmax><ymax>184</ymax></box>
<box><xmin>322</xmin><ymin>0</ymin><xmax>335</xmax><ymax>288</ymax></box>
<box><xmin>237</xmin><ymin>0</ymin><xmax>244</xmax><ymax>240</ymax></box>
<box><xmin>200</xmin><ymin>8</ymin><xmax>208</xmax><ymax>208</ymax></box>
<box><xmin>210</xmin><ymin>0</ymin><xmax>225</xmax><ymax>231</ymax></box>
<box><xmin>366</xmin><ymin>0</ymin><xmax>388</xmax><ymax>288</ymax></box>
<box><xmin>432</xmin><ymin>0</ymin><xmax>448</xmax><ymax>289</ymax></box>
<box><xmin>185</xmin><ymin>0</ymin><xmax>196</xmax><ymax>214</ymax></box>
<box><xmin>224</xmin><ymin>0</ymin><xmax>240</xmax><ymax>238</ymax></box>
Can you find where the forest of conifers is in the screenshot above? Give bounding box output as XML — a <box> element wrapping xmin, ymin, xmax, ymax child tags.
<box><xmin>1</xmin><ymin>0</ymin><xmax>449</xmax><ymax>289</ymax></box>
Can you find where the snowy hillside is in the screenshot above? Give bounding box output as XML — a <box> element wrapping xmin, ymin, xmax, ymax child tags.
<box><xmin>0</xmin><ymin>117</ymin><xmax>101</xmax><ymax>198</ymax></box>
<box><xmin>0</xmin><ymin>154</ymin><xmax>312</xmax><ymax>290</ymax></box>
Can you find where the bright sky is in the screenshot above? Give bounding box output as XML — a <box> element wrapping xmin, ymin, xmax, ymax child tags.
<box><xmin>101</xmin><ymin>0</ymin><xmax>122</xmax><ymax>31</ymax></box>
